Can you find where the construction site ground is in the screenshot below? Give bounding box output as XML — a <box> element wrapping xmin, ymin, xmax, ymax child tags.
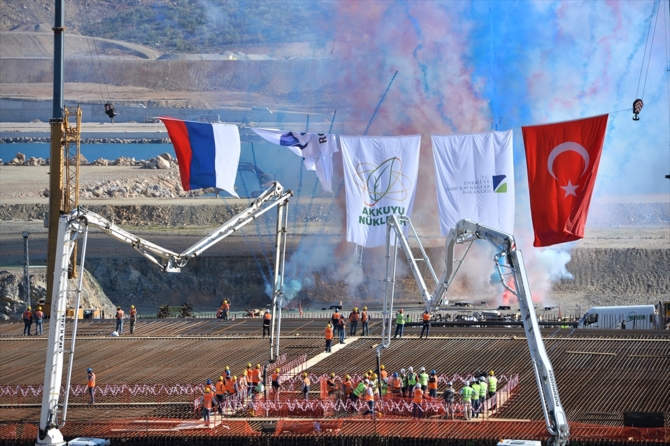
<box><xmin>1</xmin><ymin>317</ymin><xmax>669</xmax><ymax>445</ymax></box>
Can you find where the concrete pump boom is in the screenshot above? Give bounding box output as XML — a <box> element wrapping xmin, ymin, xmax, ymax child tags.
<box><xmin>37</xmin><ymin>182</ymin><xmax>292</xmax><ymax>445</ymax></box>
<box><xmin>381</xmin><ymin>216</ymin><xmax>569</xmax><ymax>446</ymax></box>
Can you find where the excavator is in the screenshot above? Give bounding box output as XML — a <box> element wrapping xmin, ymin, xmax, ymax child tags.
<box><xmin>376</xmin><ymin>216</ymin><xmax>569</xmax><ymax>446</ymax></box>
<box><xmin>36</xmin><ymin>182</ymin><xmax>292</xmax><ymax>445</ymax></box>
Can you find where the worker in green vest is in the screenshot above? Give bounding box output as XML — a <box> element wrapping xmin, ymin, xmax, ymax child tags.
<box><xmin>477</xmin><ymin>376</ymin><xmax>487</xmax><ymax>413</ymax></box>
<box><xmin>351</xmin><ymin>379</ymin><xmax>367</xmax><ymax>402</ymax></box>
<box><xmin>406</xmin><ymin>366</ymin><xmax>417</xmax><ymax>394</ymax></box>
<box><xmin>487</xmin><ymin>370</ymin><xmax>497</xmax><ymax>398</ymax></box>
<box><xmin>393</xmin><ymin>309</ymin><xmax>405</xmax><ymax>339</ymax></box>
<box><xmin>470</xmin><ymin>379</ymin><xmax>481</xmax><ymax>418</ymax></box>
<box><xmin>418</xmin><ymin>367</ymin><xmax>429</xmax><ymax>389</ymax></box>
<box><xmin>459</xmin><ymin>381</ymin><xmax>475</xmax><ymax>420</ymax></box>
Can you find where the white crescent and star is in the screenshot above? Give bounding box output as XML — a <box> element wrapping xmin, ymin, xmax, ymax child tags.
<box><xmin>546</xmin><ymin>142</ymin><xmax>590</xmax><ymax>198</ymax></box>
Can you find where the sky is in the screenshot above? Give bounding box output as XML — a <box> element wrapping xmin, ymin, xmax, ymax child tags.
<box><xmin>203</xmin><ymin>0</ymin><xmax>670</xmax><ymax>306</ymax></box>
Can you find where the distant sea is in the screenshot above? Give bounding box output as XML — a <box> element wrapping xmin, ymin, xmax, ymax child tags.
<box><xmin>0</xmin><ymin>143</ymin><xmax>170</xmax><ymax>162</ymax></box>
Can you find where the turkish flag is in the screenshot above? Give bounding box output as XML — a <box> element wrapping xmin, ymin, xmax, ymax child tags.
<box><xmin>522</xmin><ymin>114</ymin><xmax>608</xmax><ymax>247</ymax></box>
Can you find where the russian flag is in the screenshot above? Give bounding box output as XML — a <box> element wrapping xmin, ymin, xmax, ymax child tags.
<box><xmin>159</xmin><ymin>117</ymin><xmax>240</xmax><ymax>197</ymax></box>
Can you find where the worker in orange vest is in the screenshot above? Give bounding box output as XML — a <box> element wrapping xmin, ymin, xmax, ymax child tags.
<box><xmin>379</xmin><ymin>364</ymin><xmax>388</xmax><ymax>382</ymax></box>
<box><xmin>331</xmin><ymin>309</ymin><xmax>341</xmax><ymax>335</ymax></box>
<box><xmin>129</xmin><ymin>305</ymin><xmax>137</xmax><ymax>334</ymax></box>
<box><xmin>220</xmin><ymin>299</ymin><xmax>230</xmax><ymax>320</ymax></box>
<box><xmin>245</xmin><ymin>363</ymin><xmax>254</xmax><ymax>395</ymax></box>
<box><xmin>419</xmin><ymin>310</ymin><xmax>432</xmax><ymax>339</ymax></box>
<box><xmin>391</xmin><ymin>372</ymin><xmax>402</xmax><ymax>396</ymax></box>
<box><xmin>115</xmin><ymin>306</ymin><xmax>125</xmax><ymax>335</ymax></box>
<box><xmin>342</xmin><ymin>374</ymin><xmax>353</xmax><ymax>401</ymax></box>
<box><xmin>326</xmin><ymin>372</ymin><xmax>339</xmax><ymax>397</ymax></box>
<box><xmin>337</xmin><ymin>315</ymin><xmax>346</xmax><ymax>344</ymax></box>
<box><xmin>271</xmin><ymin>367</ymin><xmax>281</xmax><ymax>400</ymax></box>
<box><xmin>348</xmin><ymin>307</ymin><xmax>360</xmax><ymax>336</ymax></box>
<box><xmin>412</xmin><ymin>383</ymin><xmax>424</xmax><ymax>418</ymax></box>
<box><xmin>362</xmin><ymin>381</ymin><xmax>376</xmax><ymax>418</ymax></box>
<box><xmin>200</xmin><ymin>387</ymin><xmax>216</xmax><ymax>426</ymax></box>
<box><xmin>87</xmin><ymin>367</ymin><xmax>96</xmax><ymax>405</ymax></box>
<box><xmin>215</xmin><ymin>376</ymin><xmax>226</xmax><ymax>413</ymax></box>
<box><xmin>22</xmin><ymin>306</ymin><xmax>33</xmax><ymax>336</ymax></box>
<box><xmin>34</xmin><ymin>306</ymin><xmax>44</xmax><ymax>335</ymax></box>
<box><xmin>427</xmin><ymin>370</ymin><xmax>439</xmax><ymax>398</ymax></box>
<box><xmin>361</xmin><ymin>306</ymin><xmax>370</xmax><ymax>336</ymax></box>
<box><xmin>250</xmin><ymin>364</ymin><xmax>261</xmax><ymax>392</ymax></box>
<box><xmin>324</xmin><ymin>323</ymin><xmax>334</xmax><ymax>352</ymax></box>
<box><xmin>262</xmin><ymin>309</ymin><xmax>272</xmax><ymax>337</ymax></box>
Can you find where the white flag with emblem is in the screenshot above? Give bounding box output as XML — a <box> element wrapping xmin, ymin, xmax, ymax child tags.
<box><xmin>431</xmin><ymin>130</ymin><xmax>514</xmax><ymax>235</ymax></box>
<box><xmin>340</xmin><ymin>135</ymin><xmax>421</xmax><ymax>248</ymax></box>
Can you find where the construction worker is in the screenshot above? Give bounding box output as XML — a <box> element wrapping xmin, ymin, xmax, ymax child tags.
<box><xmin>22</xmin><ymin>306</ymin><xmax>32</xmax><ymax>336</ymax></box>
<box><xmin>361</xmin><ymin>306</ymin><xmax>370</xmax><ymax>336</ymax></box>
<box><xmin>221</xmin><ymin>299</ymin><xmax>230</xmax><ymax>320</ymax></box>
<box><xmin>216</xmin><ymin>307</ymin><xmax>224</xmax><ymax>319</ymax></box>
<box><xmin>331</xmin><ymin>308</ymin><xmax>341</xmax><ymax>335</ymax></box>
<box><xmin>419</xmin><ymin>310</ymin><xmax>431</xmax><ymax>339</ymax></box>
<box><xmin>393</xmin><ymin>309</ymin><xmax>405</xmax><ymax>339</ymax></box>
<box><xmin>399</xmin><ymin>368</ymin><xmax>408</xmax><ymax>397</ymax></box>
<box><xmin>351</xmin><ymin>378</ymin><xmax>367</xmax><ymax>407</ymax></box>
<box><xmin>460</xmin><ymin>381</ymin><xmax>474</xmax><ymax>420</ymax></box>
<box><xmin>391</xmin><ymin>372</ymin><xmax>402</xmax><ymax>396</ymax></box>
<box><xmin>252</xmin><ymin>379</ymin><xmax>264</xmax><ymax>401</ymax></box>
<box><xmin>301</xmin><ymin>372</ymin><xmax>310</xmax><ymax>400</ymax></box>
<box><xmin>418</xmin><ymin>367</ymin><xmax>429</xmax><ymax>390</ymax></box>
<box><xmin>471</xmin><ymin>377</ymin><xmax>481</xmax><ymax>417</ymax></box>
<box><xmin>412</xmin><ymin>383</ymin><xmax>423</xmax><ymax>418</ymax></box>
<box><xmin>129</xmin><ymin>305</ymin><xmax>137</xmax><ymax>334</ymax></box>
<box><xmin>337</xmin><ymin>315</ymin><xmax>346</xmax><ymax>344</ymax></box>
<box><xmin>87</xmin><ymin>367</ymin><xmax>96</xmax><ymax>405</ymax></box>
<box><xmin>215</xmin><ymin>376</ymin><xmax>226</xmax><ymax>413</ymax></box>
<box><xmin>262</xmin><ymin>309</ymin><xmax>272</xmax><ymax>337</ymax></box>
<box><xmin>34</xmin><ymin>306</ymin><xmax>44</xmax><ymax>335</ymax></box>
<box><xmin>250</xmin><ymin>364</ymin><xmax>261</xmax><ymax>393</ymax></box>
<box><xmin>478</xmin><ymin>375</ymin><xmax>487</xmax><ymax>403</ymax></box>
<box><xmin>379</xmin><ymin>364</ymin><xmax>388</xmax><ymax>382</ymax></box>
<box><xmin>363</xmin><ymin>381</ymin><xmax>375</xmax><ymax>418</ymax></box>
<box><xmin>487</xmin><ymin>370</ymin><xmax>497</xmax><ymax>399</ymax></box>
<box><xmin>342</xmin><ymin>374</ymin><xmax>353</xmax><ymax>401</ymax></box>
<box><xmin>324</xmin><ymin>323</ymin><xmax>333</xmax><ymax>352</ymax></box>
<box><xmin>442</xmin><ymin>381</ymin><xmax>455</xmax><ymax>420</ymax></box>
<box><xmin>406</xmin><ymin>366</ymin><xmax>417</xmax><ymax>395</ymax></box>
<box><xmin>224</xmin><ymin>373</ymin><xmax>235</xmax><ymax>401</ymax></box>
<box><xmin>245</xmin><ymin>364</ymin><xmax>254</xmax><ymax>395</ymax></box>
<box><xmin>201</xmin><ymin>387</ymin><xmax>215</xmax><ymax>425</ymax></box>
<box><xmin>348</xmin><ymin>307</ymin><xmax>360</xmax><ymax>336</ymax></box>
<box><xmin>427</xmin><ymin>370</ymin><xmax>438</xmax><ymax>398</ymax></box>
<box><xmin>271</xmin><ymin>368</ymin><xmax>281</xmax><ymax>400</ymax></box>
<box><xmin>238</xmin><ymin>370</ymin><xmax>248</xmax><ymax>400</ymax></box>
<box><xmin>115</xmin><ymin>306</ymin><xmax>125</xmax><ymax>334</ymax></box>
<box><xmin>326</xmin><ymin>372</ymin><xmax>339</xmax><ymax>397</ymax></box>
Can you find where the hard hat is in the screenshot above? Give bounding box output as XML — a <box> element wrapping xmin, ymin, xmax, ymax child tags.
<box><xmin>330</xmin><ymin>372</ymin><xmax>335</xmax><ymax>377</ymax></box>
<box><xmin>275</xmin><ymin>368</ymin><xmax>280</xmax><ymax>372</ymax></box>
<box><xmin>205</xmin><ymin>387</ymin><xmax>211</xmax><ymax>393</ymax></box>
<box><xmin>38</xmin><ymin>306</ymin><xmax>42</xmax><ymax>311</ymax></box>
<box><xmin>224</xmin><ymin>300</ymin><xmax>228</xmax><ymax>303</ymax></box>
<box><xmin>131</xmin><ymin>305</ymin><xmax>135</xmax><ymax>309</ymax></box>
<box><xmin>233</xmin><ymin>375</ymin><xmax>237</xmax><ymax>380</ymax></box>
<box><xmin>420</xmin><ymin>366</ymin><xmax>425</xmax><ymax>372</ymax></box>
<box><xmin>302</xmin><ymin>372</ymin><xmax>308</xmax><ymax>377</ymax></box>
<box><xmin>206</xmin><ymin>379</ymin><xmax>212</xmax><ymax>385</ymax></box>
<box><xmin>393</xmin><ymin>372</ymin><xmax>398</xmax><ymax>377</ymax></box>
<box><xmin>408</xmin><ymin>366</ymin><xmax>413</xmax><ymax>372</ymax></box>
<box><xmin>327</xmin><ymin>323</ymin><xmax>331</xmax><ymax>328</ymax></box>
<box><xmin>247</xmin><ymin>363</ymin><xmax>252</xmax><ymax>368</ymax></box>
<box><xmin>354</xmin><ymin>307</ymin><xmax>358</xmax><ymax>311</ymax></box>
<box><xmin>27</xmin><ymin>306</ymin><xmax>31</xmax><ymax>310</ymax></box>
<box><xmin>380</xmin><ymin>365</ymin><xmax>385</xmax><ymax>370</ymax></box>
<box><xmin>447</xmin><ymin>381</ymin><xmax>453</xmax><ymax>386</ymax></box>
<box><xmin>218</xmin><ymin>376</ymin><xmax>223</xmax><ymax>381</ymax></box>
<box><xmin>372</xmin><ymin>373</ymin><xmax>378</xmax><ymax>379</ymax></box>
<box><xmin>117</xmin><ymin>306</ymin><xmax>120</xmax><ymax>310</ymax></box>
<box><xmin>363</xmin><ymin>306</ymin><xmax>367</xmax><ymax>310</ymax></box>
<box><xmin>225</xmin><ymin>366</ymin><xmax>230</xmax><ymax>370</ymax></box>
<box><xmin>489</xmin><ymin>370</ymin><xmax>494</xmax><ymax>376</ymax></box>
<box><xmin>431</xmin><ymin>370</ymin><xmax>437</xmax><ymax>375</ymax></box>
<box><xmin>415</xmin><ymin>383</ymin><xmax>421</xmax><ymax>389</ymax></box>
<box><xmin>368</xmin><ymin>381</ymin><xmax>374</xmax><ymax>386</ymax></box>
<box><xmin>243</xmin><ymin>370</ymin><xmax>248</xmax><ymax>376</ymax></box>
<box><xmin>400</xmin><ymin>368</ymin><xmax>406</xmax><ymax>374</ymax></box>
<box><xmin>225</xmin><ymin>370</ymin><xmax>231</xmax><ymax>376</ymax></box>
<box><xmin>399</xmin><ymin>308</ymin><xmax>403</xmax><ymax>313</ymax></box>
<box><xmin>87</xmin><ymin>368</ymin><xmax>92</xmax><ymax>372</ymax></box>
<box><xmin>479</xmin><ymin>376</ymin><xmax>486</xmax><ymax>382</ymax></box>
<box><xmin>364</xmin><ymin>379</ymin><xmax>370</xmax><ymax>384</ymax></box>
<box><xmin>465</xmin><ymin>380</ymin><xmax>470</xmax><ymax>385</ymax></box>
<box><xmin>345</xmin><ymin>374</ymin><xmax>350</xmax><ymax>379</ymax></box>
<box><xmin>265</xmin><ymin>309</ymin><xmax>269</xmax><ymax>312</ymax></box>
<box><xmin>256</xmin><ymin>364</ymin><xmax>261</xmax><ymax>368</ymax></box>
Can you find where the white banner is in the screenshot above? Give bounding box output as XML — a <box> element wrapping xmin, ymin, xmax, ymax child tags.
<box><xmin>431</xmin><ymin>130</ymin><xmax>514</xmax><ymax>235</ymax></box>
<box><xmin>340</xmin><ymin>135</ymin><xmax>421</xmax><ymax>248</ymax></box>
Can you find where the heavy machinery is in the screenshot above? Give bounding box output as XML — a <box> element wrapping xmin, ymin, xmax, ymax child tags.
<box><xmin>37</xmin><ymin>182</ymin><xmax>292</xmax><ymax>445</ymax></box>
<box><xmin>377</xmin><ymin>216</ymin><xmax>569</xmax><ymax>446</ymax></box>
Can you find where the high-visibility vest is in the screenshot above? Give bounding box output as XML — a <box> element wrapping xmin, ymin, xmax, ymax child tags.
<box><xmin>361</xmin><ymin>311</ymin><xmax>368</xmax><ymax>322</ymax></box>
<box><xmin>251</xmin><ymin>369</ymin><xmax>261</xmax><ymax>384</ymax></box>
<box><xmin>478</xmin><ymin>382</ymin><xmax>487</xmax><ymax>398</ymax></box>
<box><xmin>215</xmin><ymin>381</ymin><xmax>225</xmax><ymax>395</ymax></box>
<box><xmin>332</xmin><ymin>312</ymin><xmax>339</xmax><ymax>320</ymax></box>
<box><xmin>343</xmin><ymin>380</ymin><xmax>353</xmax><ymax>395</ymax></box>
<box><xmin>87</xmin><ymin>372</ymin><xmax>96</xmax><ymax>388</ymax></box>
<box><xmin>407</xmin><ymin>373</ymin><xmax>417</xmax><ymax>385</ymax></box>
<box><xmin>222</xmin><ymin>303</ymin><xmax>230</xmax><ymax>310</ymax></box>
<box><xmin>419</xmin><ymin>372</ymin><xmax>429</xmax><ymax>387</ymax></box>
<box><xmin>488</xmin><ymin>376</ymin><xmax>497</xmax><ymax>393</ymax></box>
<box><xmin>460</xmin><ymin>386</ymin><xmax>474</xmax><ymax>402</ymax></box>
<box><xmin>325</xmin><ymin>328</ymin><xmax>333</xmax><ymax>340</ymax></box>
<box><xmin>116</xmin><ymin>310</ymin><xmax>124</xmax><ymax>319</ymax></box>
<box><xmin>423</xmin><ymin>312</ymin><xmax>430</xmax><ymax>321</ymax></box>
<box><xmin>413</xmin><ymin>387</ymin><xmax>423</xmax><ymax>404</ymax></box>
<box><xmin>23</xmin><ymin>310</ymin><xmax>32</xmax><ymax>320</ymax></box>
<box><xmin>396</xmin><ymin>313</ymin><xmax>405</xmax><ymax>325</ymax></box>
<box><xmin>264</xmin><ymin>312</ymin><xmax>272</xmax><ymax>321</ymax></box>
<box><xmin>224</xmin><ymin>377</ymin><xmax>235</xmax><ymax>394</ymax></box>
<box><xmin>271</xmin><ymin>373</ymin><xmax>280</xmax><ymax>384</ymax></box>
<box><xmin>129</xmin><ymin>309</ymin><xmax>136</xmax><ymax>320</ymax></box>
<box><xmin>392</xmin><ymin>377</ymin><xmax>402</xmax><ymax>389</ymax></box>
<box><xmin>365</xmin><ymin>387</ymin><xmax>374</xmax><ymax>401</ymax></box>
<box><xmin>353</xmin><ymin>382</ymin><xmax>366</xmax><ymax>397</ymax></box>
<box><xmin>380</xmin><ymin>370</ymin><xmax>387</xmax><ymax>380</ymax></box>
<box><xmin>202</xmin><ymin>392</ymin><xmax>214</xmax><ymax>409</ymax></box>
<box><xmin>338</xmin><ymin>317</ymin><xmax>345</xmax><ymax>327</ymax></box>
<box><xmin>349</xmin><ymin>312</ymin><xmax>359</xmax><ymax>322</ymax></box>
<box><xmin>471</xmin><ymin>382</ymin><xmax>480</xmax><ymax>397</ymax></box>
<box><xmin>35</xmin><ymin>311</ymin><xmax>44</xmax><ymax>320</ymax></box>
<box><xmin>428</xmin><ymin>376</ymin><xmax>438</xmax><ymax>389</ymax></box>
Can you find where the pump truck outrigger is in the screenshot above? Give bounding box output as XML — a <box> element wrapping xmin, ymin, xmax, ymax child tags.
<box><xmin>37</xmin><ymin>182</ymin><xmax>292</xmax><ymax>446</ymax></box>
<box><xmin>377</xmin><ymin>216</ymin><xmax>569</xmax><ymax>446</ymax></box>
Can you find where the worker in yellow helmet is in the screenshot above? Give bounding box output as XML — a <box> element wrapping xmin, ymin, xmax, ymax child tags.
<box><xmin>201</xmin><ymin>387</ymin><xmax>215</xmax><ymax>426</ymax></box>
<box><xmin>271</xmin><ymin>367</ymin><xmax>282</xmax><ymax>401</ymax></box>
<box><xmin>348</xmin><ymin>307</ymin><xmax>360</xmax><ymax>336</ymax></box>
<box><xmin>23</xmin><ymin>306</ymin><xmax>33</xmax><ymax>336</ymax></box>
<box><xmin>129</xmin><ymin>305</ymin><xmax>137</xmax><ymax>334</ymax></box>
<box><xmin>302</xmin><ymin>372</ymin><xmax>311</xmax><ymax>400</ymax></box>
<box><xmin>34</xmin><ymin>306</ymin><xmax>44</xmax><ymax>335</ymax></box>
<box><xmin>361</xmin><ymin>306</ymin><xmax>370</xmax><ymax>336</ymax></box>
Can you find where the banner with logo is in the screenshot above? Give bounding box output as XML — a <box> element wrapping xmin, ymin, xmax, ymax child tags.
<box><xmin>522</xmin><ymin>114</ymin><xmax>608</xmax><ymax>247</ymax></box>
<box><xmin>431</xmin><ymin>130</ymin><xmax>514</xmax><ymax>235</ymax></box>
<box><xmin>340</xmin><ymin>135</ymin><xmax>421</xmax><ymax>248</ymax></box>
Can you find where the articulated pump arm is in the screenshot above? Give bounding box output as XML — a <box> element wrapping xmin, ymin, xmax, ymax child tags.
<box><xmin>382</xmin><ymin>217</ymin><xmax>569</xmax><ymax>446</ymax></box>
<box><xmin>38</xmin><ymin>182</ymin><xmax>292</xmax><ymax>445</ymax></box>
